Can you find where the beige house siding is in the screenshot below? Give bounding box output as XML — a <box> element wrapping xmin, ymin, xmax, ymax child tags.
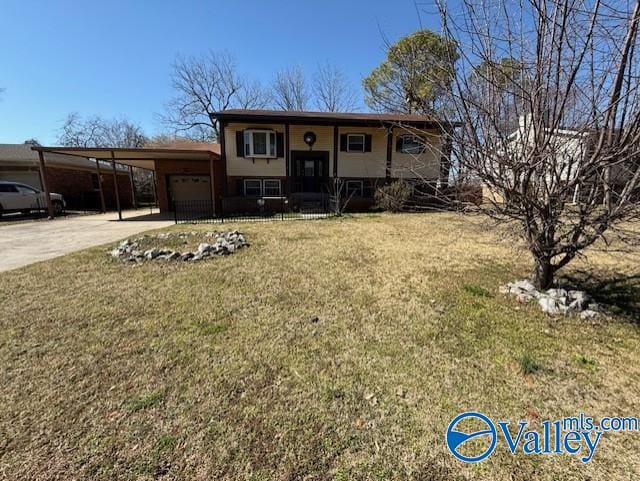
<box><xmin>224</xmin><ymin>122</ymin><xmax>286</xmax><ymax>177</ymax></box>
<box><xmin>390</xmin><ymin>130</ymin><xmax>442</xmax><ymax>180</ymax></box>
<box><xmin>223</xmin><ymin>122</ymin><xmax>443</xmax><ymax>181</ymax></box>
<box><xmin>289</xmin><ymin>125</ymin><xmax>334</xmax><ymax>172</ymax></box>
<box><xmin>337</xmin><ymin>127</ymin><xmax>387</xmax><ymax>178</ymax></box>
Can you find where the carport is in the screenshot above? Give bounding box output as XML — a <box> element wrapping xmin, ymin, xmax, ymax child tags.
<box><xmin>31</xmin><ymin>145</ymin><xmax>222</xmax><ymax>220</ymax></box>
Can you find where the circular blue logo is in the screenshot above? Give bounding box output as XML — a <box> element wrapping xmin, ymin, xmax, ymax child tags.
<box><xmin>446</xmin><ymin>412</ymin><xmax>497</xmax><ymax>462</ymax></box>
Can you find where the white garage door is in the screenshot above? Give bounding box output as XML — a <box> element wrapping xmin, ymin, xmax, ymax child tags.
<box><xmin>0</xmin><ymin>172</ymin><xmax>42</xmax><ymax>190</ymax></box>
<box><xmin>168</xmin><ymin>175</ymin><xmax>211</xmax><ymax>203</ymax></box>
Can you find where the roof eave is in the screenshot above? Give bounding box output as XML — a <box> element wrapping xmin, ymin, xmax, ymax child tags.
<box><xmin>210</xmin><ymin>112</ymin><xmax>461</xmax><ymax>129</ymax></box>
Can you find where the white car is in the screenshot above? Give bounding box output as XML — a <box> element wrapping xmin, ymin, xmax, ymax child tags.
<box><xmin>0</xmin><ymin>181</ymin><xmax>65</xmax><ymax>217</ymax></box>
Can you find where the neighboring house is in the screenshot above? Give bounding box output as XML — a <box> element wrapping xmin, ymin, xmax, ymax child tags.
<box><xmin>483</xmin><ymin>116</ymin><xmax>632</xmax><ymax>205</ymax></box>
<box><xmin>211</xmin><ymin>109</ymin><xmax>454</xmax><ymax>212</ymax></box>
<box><xmin>0</xmin><ymin>144</ymin><xmax>134</xmax><ymax>210</ymax></box>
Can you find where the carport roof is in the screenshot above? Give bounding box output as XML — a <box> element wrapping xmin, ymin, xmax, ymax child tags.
<box><xmin>31</xmin><ymin>144</ymin><xmax>221</xmax><ymax>171</ymax></box>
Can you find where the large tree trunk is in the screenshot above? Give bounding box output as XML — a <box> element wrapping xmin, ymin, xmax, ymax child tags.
<box><xmin>533</xmin><ymin>257</ymin><xmax>554</xmax><ymax>290</ymax></box>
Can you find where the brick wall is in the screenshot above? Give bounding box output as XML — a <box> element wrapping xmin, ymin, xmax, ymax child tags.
<box><xmin>45</xmin><ymin>166</ymin><xmax>133</xmax><ymax>211</ymax></box>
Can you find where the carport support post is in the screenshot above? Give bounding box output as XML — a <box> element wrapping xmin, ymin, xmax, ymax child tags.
<box><xmin>128</xmin><ymin>165</ymin><xmax>137</xmax><ymax>209</ymax></box>
<box><xmin>110</xmin><ymin>151</ymin><xmax>122</xmax><ymax>220</ymax></box>
<box><xmin>37</xmin><ymin>150</ymin><xmax>55</xmax><ymax>219</ymax></box>
<box><xmin>209</xmin><ymin>152</ymin><xmax>216</xmax><ymax>217</ymax></box>
<box><xmin>95</xmin><ymin>159</ymin><xmax>106</xmax><ymax>213</ymax></box>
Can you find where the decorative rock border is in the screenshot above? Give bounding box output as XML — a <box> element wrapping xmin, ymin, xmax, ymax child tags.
<box><xmin>110</xmin><ymin>231</ymin><xmax>249</xmax><ymax>263</ymax></box>
<box><xmin>499</xmin><ymin>279</ymin><xmax>601</xmax><ymax>319</ymax></box>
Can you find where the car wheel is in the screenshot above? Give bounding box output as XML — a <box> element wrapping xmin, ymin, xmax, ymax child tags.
<box><xmin>53</xmin><ymin>201</ymin><xmax>64</xmax><ymax>216</ymax></box>
<box><xmin>0</xmin><ymin>204</ymin><xmax>3</xmax><ymax>218</ymax></box>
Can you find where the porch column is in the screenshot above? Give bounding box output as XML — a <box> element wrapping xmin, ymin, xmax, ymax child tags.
<box><xmin>110</xmin><ymin>151</ymin><xmax>122</xmax><ymax>220</ymax></box>
<box><xmin>95</xmin><ymin>159</ymin><xmax>106</xmax><ymax>213</ymax></box>
<box><xmin>37</xmin><ymin>150</ymin><xmax>55</xmax><ymax>219</ymax></box>
<box><xmin>285</xmin><ymin>123</ymin><xmax>291</xmax><ymax>194</ymax></box>
<box><xmin>128</xmin><ymin>165</ymin><xmax>137</xmax><ymax>209</ymax></box>
<box><xmin>332</xmin><ymin>125</ymin><xmax>338</xmax><ymax>178</ymax></box>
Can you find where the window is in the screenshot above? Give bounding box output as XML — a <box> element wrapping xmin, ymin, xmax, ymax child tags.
<box><xmin>345</xmin><ymin>180</ymin><xmax>364</xmax><ymax>197</ymax></box>
<box><xmin>347</xmin><ymin>134</ymin><xmax>365</xmax><ymax>152</ymax></box>
<box><xmin>244</xmin><ymin>130</ymin><xmax>277</xmax><ymax>157</ymax></box>
<box><xmin>244</xmin><ymin>179</ymin><xmax>262</xmax><ymax>196</ymax></box>
<box><xmin>263</xmin><ymin>179</ymin><xmax>281</xmax><ymax>197</ymax></box>
<box><xmin>16</xmin><ymin>185</ymin><xmax>38</xmax><ymax>194</ymax></box>
<box><xmin>401</xmin><ymin>135</ymin><xmax>426</xmax><ymax>154</ymax></box>
<box><xmin>0</xmin><ymin>184</ymin><xmax>18</xmax><ymax>193</ymax></box>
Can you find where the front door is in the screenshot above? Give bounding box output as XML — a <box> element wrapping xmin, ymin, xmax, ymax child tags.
<box><xmin>291</xmin><ymin>151</ymin><xmax>329</xmax><ymax>193</ymax></box>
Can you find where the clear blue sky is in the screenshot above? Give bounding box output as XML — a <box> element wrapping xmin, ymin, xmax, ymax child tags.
<box><xmin>0</xmin><ymin>0</ymin><xmax>439</xmax><ymax>145</ymax></box>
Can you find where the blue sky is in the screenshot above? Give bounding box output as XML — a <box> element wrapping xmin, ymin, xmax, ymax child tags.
<box><xmin>0</xmin><ymin>0</ymin><xmax>439</xmax><ymax>144</ymax></box>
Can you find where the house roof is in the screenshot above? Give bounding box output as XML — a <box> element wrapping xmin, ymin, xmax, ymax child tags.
<box><xmin>211</xmin><ymin>109</ymin><xmax>459</xmax><ymax>128</ymax></box>
<box><xmin>0</xmin><ymin>143</ymin><xmax>128</xmax><ymax>173</ymax></box>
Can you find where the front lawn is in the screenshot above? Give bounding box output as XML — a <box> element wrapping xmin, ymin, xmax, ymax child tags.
<box><xmin>1</xmin><ymin>213</ymin><xmax>639</xmax><ymax>480</ymax></box>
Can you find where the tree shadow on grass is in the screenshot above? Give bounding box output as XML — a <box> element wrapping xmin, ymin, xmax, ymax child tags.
<box><xmin>560</xmin><ymin>271</ymin><xmax>640</xmax><ymax>323</ymax></box>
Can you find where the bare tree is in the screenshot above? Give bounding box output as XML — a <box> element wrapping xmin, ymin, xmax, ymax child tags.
<box><xmin>271</xmin><ymin>65</ymin><xmax>310</xmax><ymax>111</ymax></box>
<box><xmin>58</xmin><ymin>113</ymin><xmax>147</xmax><ymax>148</ymax></box>
<box><xmin>435</xmin><ymin>0</ymin><xmax>640</xmax><ymax>289</ymax></box>
<box><xmin>313</xmin><ymin>63</ymin><xmax>358</xmax><ymax>112</ymax></box>
<box><xmin>162</xmin><ymin>51</ymin><xmax>269</xmax><ymax>141</ymax></box>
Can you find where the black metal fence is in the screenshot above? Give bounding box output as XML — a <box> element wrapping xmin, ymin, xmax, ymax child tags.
<box><xmin>174</xmin><ymin>194</ymin><xmax>337</xmax><ymax>224</ymax></box>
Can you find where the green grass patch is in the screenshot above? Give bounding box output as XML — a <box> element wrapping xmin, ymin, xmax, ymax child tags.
<box><xmin>463</xmin><ymin>283</ymin><xmax>493</xmax><ymax>298</ymax></box>
<box><xmin>126</xmin><ymin>390</ymin><xmax>165</xmax><ymax>412</ymax></box>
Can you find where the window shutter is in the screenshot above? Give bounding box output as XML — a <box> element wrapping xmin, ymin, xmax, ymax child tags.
<box><xmin>395</xmin><ymin>136</ymin><xmax>403</xmax><ymax>152</ymax></box>
<box><xmin>364</xmin><ymin>134</ymin><xmax>372</xmax><ymax>152</ymax></box>
<box><xmin>340</xmin><ymin>134</ymin><xmax>348</xmax><ymax>151</ymax></box>
<box><xmin>276</xmin><ymin>132</ymin><xmax>284</xmax><ymax>157</ymax></box>
<box><xmin>236</xmin><ymin>131</ymin><xmax>245</xmax><ymax>157</ymax></box>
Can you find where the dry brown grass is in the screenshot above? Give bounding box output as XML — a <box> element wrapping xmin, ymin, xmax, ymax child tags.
<box><xmin>1</xmin><ymin>212</ymin><xmax>639</xmax><ymax>480</ymax></box>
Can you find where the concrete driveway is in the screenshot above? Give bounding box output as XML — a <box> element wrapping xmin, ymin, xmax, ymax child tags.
<box><xmin>0</xmin><ymin>209</ymin><xmax>173</xmax><ymax>272</ymax></box>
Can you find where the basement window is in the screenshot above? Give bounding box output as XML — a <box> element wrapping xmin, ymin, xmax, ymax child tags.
<box><xmin>345</xmin><ymin>180</ymin><xmax>364</xmax><ymax>197</ymax></box>
<box><xmin>244</xmin><ymin>179</ymin><xmax>262</xmax><ymax>196</ymax></box>
<box><xmin>263</xmin><ymin>179</ymin><xmax>281</xmax><ymax>197</ymax></box>
<box><xmin>244</xmin><ymin>130</ymin><xmax>277</xmax><ymax>157</ymax></box>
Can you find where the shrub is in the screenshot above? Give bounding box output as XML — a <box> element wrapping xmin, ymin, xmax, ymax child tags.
<box><xmin>519</xmin><ymin>354</ymin><xmax>542</xmax><ymax>375</ymax></box>
<box><xmin>374</xmin><ymin>180</ymin><xmax>412</xmax><ymax>212</ymax></box>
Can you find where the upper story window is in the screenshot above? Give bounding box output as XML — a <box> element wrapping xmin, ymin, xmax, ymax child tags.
<box><xmin>399</xmin><ymin>135</ymin><xmax>426</xmax><ymax>154</ymax></box>
<box><xmin>347</xmin><ymin>134</ymin><xmax>365</xmax><ymax>152</ymax></box>
<box><xmin>244</xmin><ymin>130</ymin><xmax>276</xmax><ymax>158</ymax></box>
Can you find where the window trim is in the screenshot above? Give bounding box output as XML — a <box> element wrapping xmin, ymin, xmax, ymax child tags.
<box><xmin>346</xmin><ymin>134</ymin><xmax>366</xmax><ymax>153</ymax></box>
<box><xmin>400</xmin><ymin>135</ymin><xmax>426</xmax><ymax>154</ymax></box>
<box><xmin>243</xmin><ymin>179</ymin><xmax>263</xmax><ymax>196</ymax></box>
<box><xmin>345</xmin><ymin>180</ymin><xmax>364</xmax><ymax>197</ymax></box>
<box><xmin>244</xmin><ymin>129</ymin><xmax>277</xmax><ymax>158</ymax></box>
<box><xmin>262</xmin><ymin>179</ymin><xmax>281</xmax><ymax>197</ymax></box>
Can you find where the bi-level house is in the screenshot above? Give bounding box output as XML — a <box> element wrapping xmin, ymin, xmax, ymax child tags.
<box><xmin>31</xmin><ymin>110</ymin><xmax>456</xmax><ymax>218</ymax></box>
<box><xmin>211</xmin><ymin>109</ymin><xmax>454</xmax><ymax>212</ymax></box>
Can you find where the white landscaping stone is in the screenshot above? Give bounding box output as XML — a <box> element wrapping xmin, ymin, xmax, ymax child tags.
<box><xmin>538</xmin><ymin>296</ymin><xmax>561</xmax><ymax>315</ymax></box>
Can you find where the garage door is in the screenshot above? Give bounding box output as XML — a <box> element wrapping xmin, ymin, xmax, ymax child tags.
<box><xmin>168</xmin><ymin>175</ymin><xmax>211</xmax><ymax>203</ymax></box>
